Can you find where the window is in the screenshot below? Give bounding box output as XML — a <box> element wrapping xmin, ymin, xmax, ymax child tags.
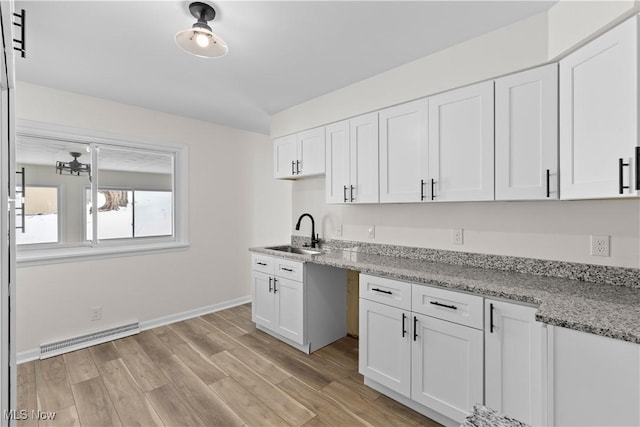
<box><xmin>15</xmin><ymin>186</ymin><xmax>60</xmax><ymax>245</ymax></box>
<box><xmin>16</xmin><ymin>120</ymin><xmax>188</xmax><ymax>265</ymax></box>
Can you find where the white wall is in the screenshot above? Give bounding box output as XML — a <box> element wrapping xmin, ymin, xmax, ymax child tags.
<box><xmin>15</xmin><ymin>82</ymin><xmax>292</xmax><ymax>355</ymax></box>
<box><xmin>277</xmin><ymin>2</ymin><xmax>640</xmax><ymax>269</ymax></box>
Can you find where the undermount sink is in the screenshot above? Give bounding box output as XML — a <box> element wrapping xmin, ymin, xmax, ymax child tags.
<box><xmin>266</xmin><ymin>245</ymin><xmax>323</xmax><ymax>255</ymax></box>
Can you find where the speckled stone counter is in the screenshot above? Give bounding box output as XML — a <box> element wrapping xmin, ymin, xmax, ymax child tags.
<box><xmin>460</xmin><ymin>405</ymin><xmax>529</xmax><ymax>427</ymax></box>
<box><xmin>250</xmin><ymin>241</ymin><xmax>640</xmax><ymax>344</ymax></box>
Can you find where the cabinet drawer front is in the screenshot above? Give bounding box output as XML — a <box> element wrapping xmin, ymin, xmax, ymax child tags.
<box><xmin>412</xmin><ymin>285</ymin><xmax>483</xmax><ymax>329</ymax></box>
<box><xmin>359</xmin><ymin>274</ymin><xmax>412</xmax><ymax>310</ymax></box>
<box><xmin>252</xmin><ymin>254</ymin><xmax>274</xmax><ymax>274</ymax></box>
<box><xmin>274</xmin><ymin>258</ymin><xmax>304</xmax><ymax>281</ymax></box>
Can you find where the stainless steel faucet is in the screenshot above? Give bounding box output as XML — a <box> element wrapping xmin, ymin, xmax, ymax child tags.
<box><xmin>295</xmin><ymin>213</ymin><xmax>319</xmax><ymax>248</ymax></box>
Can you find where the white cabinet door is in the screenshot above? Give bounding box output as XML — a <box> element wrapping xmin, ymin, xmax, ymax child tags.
<box><xmin>428</xmin><ymin>81</ymin><xmax>494</xmax><ymax>201</ymax></box>
<box><xmin>496</xmin><ymin>64</ymin><xmax>558</xmax><ymax>200</ymax></box>
<box><xmin>548</xmin><ymin>326</ymin><xmax>640</xmax><ymax>426</ymax></box>
<box><xmin>411</xmin><ymin>313</ymin><xmax>483</xmax><ymax>423</ymax></box>
<box><xmin>560</xmin><ymin>16</ymin><xmax>638</xmax><ymax>199</ymax></box>
<box><xmin>273</xmin><ymin>134</ymin><xmax>298</xmax><ymax>178</ymax></box>
<box><xmin>350</xmin><ymin>112</ymin><xmax>379</xmax><ymax>204</ymax></box>
<box><xmin>297</xmin><ymin>127</ymin><xmax>325</xmax><ymax>177</ymax></box>
<box><xmin>325</xmin><ymin>120</ymin><xmax>350</xmax><ymax>203</ymax></box>
<box><xmin>485</xmin><ymin>300</ymin><xmax>546</xmax><ymax>426</ymax></box>
<box><xmin>379</xmin><ymin>99</ymin><xmax>429</xmax><ymax>203</ymax></box>
<box><xmin>252</xmin><ymin>271</ymin><xmax>275</xmax><ymax>328</ymax></box>
<box><xmin>359</xmin><ymin>298</ymin><xmax>411</xmax><ymax>397</ymax></box>
<box><xmin>274</xmin><ymin>276</ymin><xmax>304</xmax><ymax>345</ymax></box>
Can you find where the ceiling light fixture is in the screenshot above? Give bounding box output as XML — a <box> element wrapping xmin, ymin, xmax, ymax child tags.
<box><xmin>175</xmin><ymin>2</ymin><xmax>228</xmax><ymax>58</ymax></box>
<box><xmin>56</xmin><ymin>152</ymin><xmax>91</xmax><ymax>180</ymax></box>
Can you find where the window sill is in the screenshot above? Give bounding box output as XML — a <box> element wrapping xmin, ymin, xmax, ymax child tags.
<box><xmin>17</xmin><ymin>241</ymin><xmax>190</xmax><ymax>267</ymax></box>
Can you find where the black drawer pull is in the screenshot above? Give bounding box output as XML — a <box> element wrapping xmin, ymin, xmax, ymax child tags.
<box><xmin>291</xmin><ymin>160</ymin><xmax>295</xmax><ymax>176</ymax></box>
<box><xmin>350</xmin><ymin>185</ymin><xmax>355</xmax><ymax>202</ymax></box>
<box><xmin>343</xmin><ymin>185</ymin><xmax>348</xmax><ymax>203</ymax></box>
<box><xmin>371</xmin><ymin>288</ymin><xmax>392</xmax><ymax>295</ymax></box>
<box><xmin>256</xmin><ymin>262</ymin><xmax>267</xmax><ymax>266</ymax></box>
<box><xmin>281</xmin><ymin>267</ymin><xmax>294</xmax><ymax>272</ymax></box>
<box><xmin>636</xmin><ymin>147</ymin><xmax>640</xmax><ymax>191</ymax></box>
<box><xmin>268</xmin><ymin>277</ymin><xmax>273</xmax><ymax>293</ymax></box>
<box><xmin>413</xmin><ymin>316</ymin><xmax>418</xmax><ymax>341</ymax></box>
<box><xmin>431</xmin><ymin>179</ymin><xmax>436</xmax><ymax>200</ymax></box>
<box><xmin>273</xmin><ymin>278</ymin><xmax>278</xmax><ymax>293</ymax></box>
<box><xmin>296</xmin><ymin>160</ymin><xmax>301</xmax><ymax>174</ymax></box>
<box><xmin>420</xmin><ymin>179</ymin><xmax>425</xmax><ymax>201</ymax></box>
<box><xmin>402</xmin><ymin>313</ymin><xmax>407</xmax><ymax>337</ymax></box>
<box><xmin>430</xmin><ymin>301</ymin><xmax>457</xmax><ymax>310</ymax></box>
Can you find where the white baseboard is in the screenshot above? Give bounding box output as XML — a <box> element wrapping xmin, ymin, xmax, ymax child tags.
<box><xmin>139</xmin><ymin>295</ymin><xmax>251</xmax><ymax>331</ymax></box>
<box><xmin>16</xmin><ymin>295</ymin><xmax>252</xmax><ymax>364</ymax></box>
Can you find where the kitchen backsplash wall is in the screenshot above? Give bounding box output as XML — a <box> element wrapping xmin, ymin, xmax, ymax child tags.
<box><xmin>291</xmin><ymin>176</ymin><xmax>640</xmax><ymax>269</ymax></box>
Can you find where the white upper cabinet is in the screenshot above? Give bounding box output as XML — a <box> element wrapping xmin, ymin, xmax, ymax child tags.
<box><xmin>560</xmin><ymin>16</ymin><xmax>639</xmax><ymax>199</ymax></box>
<box><xmin>428</xmin><ymin>81</ymin><xmax>495</xmax><ymax>201</ymax></box>
<box><xmin>325</xmin><ymin>113</ymin><xmax>379</xmax><ymax>204</ymax></box>
<box><xmin>325</xmin><ymin>120</ymin><xmax>351</xmax><ymax>203</ymax></box>
<box><xmin>297</xmin><ymin>127</ymin><xmax>326</xmax><ymax>177</ymax></box>
<box><xmin>495</xmin><ymin>64</ymin><xmax>558</xmax><ymax>200</ymax></box>
<box><xmin>273</xmin><ymin>127</ymin><xmax>325</xmax><ymax>179</ymax></box>
<box><xmin>379</xmin><ymin>99</ymin><xmax>429</xmax><ymax>203</ymax></box>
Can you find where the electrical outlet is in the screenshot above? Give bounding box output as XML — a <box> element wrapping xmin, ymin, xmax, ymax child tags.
<box><xmin>368</xmin><ymin>225</ymin><xmax>375</xmax><ymax>239</ymax></box>
<box><xmin>452</xmin><ymin>228</ymin><xmax>464</xmax><ymax>245</ymax></box>
<box><xmin>90</xmin><ymin>306</ymin><xmax>102</xmax><ymax>321</ymax></box>
<box><xmin>590</xmin><ymin>235</ymin><xmax>610</xmax><ymax>257</ymax></box>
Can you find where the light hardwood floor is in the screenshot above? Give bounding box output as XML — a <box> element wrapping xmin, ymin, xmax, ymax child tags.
<box><xmin>16</xmin><ymin>303</ymin><xmax>442</xmax><ymax>427</ymax></box>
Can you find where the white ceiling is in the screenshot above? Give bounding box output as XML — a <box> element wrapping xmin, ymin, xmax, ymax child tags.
<box><xmin>15</xmin><ymin>1</ymin><xmax>556</xmax><ymax>135</ymax></box>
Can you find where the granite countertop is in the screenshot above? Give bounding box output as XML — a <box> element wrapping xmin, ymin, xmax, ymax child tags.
<box><xmin>250</xmin><ymin>245</ymin><xmax>640</xmax><ymax>344</ymax></box>
<box><xmin>461</xmin><ymin>405</ymin><xmax>530</xmax><ymax>427</ymax></box>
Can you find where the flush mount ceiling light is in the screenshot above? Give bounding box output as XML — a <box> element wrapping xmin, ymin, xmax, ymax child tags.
<box><xmin>175</xmin><ymin>2</ymin><xmax>228</xmax><ymax>58</ymax></box>
<box><xmin>56</xmin><ymin>152</ymin><xmax>91</xmax><ymax>179</ymax></box>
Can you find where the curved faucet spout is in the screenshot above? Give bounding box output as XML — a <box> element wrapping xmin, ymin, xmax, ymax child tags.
<box><xmin>295</xmin><ymin>213</ymin><xmax>319</xmax><ymax>248</ymax></box>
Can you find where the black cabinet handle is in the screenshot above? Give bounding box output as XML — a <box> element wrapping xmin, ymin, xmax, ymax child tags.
<box><xmin>281</xmin><ymin>267</ymin><xmax>293</xmax><ymax>272</ymax></box>
<box><xmin>420</xmin><ymin>179</ymin><xmax>425</xmax><ymax>201</ymax></box>
<box><xmin>256</xmin><ymin>262</ymin><xmax>267</xmax><ymax>266</ymax></box>
<box><xmin>296</xmin><ymin>160</ymin><xmax>301</xmax><ymax>175</ymax></box>
<box><xmin>273</xmin><ymin>278</ymin><xmax>278</xmax><ymax>293</ymax></box>
<box><xmin>429</xmin><ymin>301</ymin><xmax>457</xmax><ymax>310</ymax></box>
<box><xmin>431</xmin><ymin>179</ymin><xmax>436</xmax><ymax>200</ymax></box>
<box><xmin>619</xmin><ymin>158</ymin><xmax>630</xmax><ymax>194</ymax></box>
<box><xmin>546</xmin><ymin>169</ymin><xmax>551</xmax><ymax>198</ymax></box>
<box><xmin>489</xmin><ymin>303</ymin><xmax>495</xmax><ymax>333</ymax></box>
<box><xmin>402</xmin><ymin>313</ymin><xmax>407</xmax><ymax>337</ymax></box>
<box><xmin>343</xmin><ymin>185</ymin><xmax>348</xmax><ymax>203</ymax></box>
<box><xmin>291</xmin><ymin>161</ymin><xmax>295</xmax><ymax>175</ymax></box>
<box><xmin>371</xmin><ymin>288</ymin><xmax>392</xmax><ymax>295</ymax></box>
<box><xmin>350</xmin><ymin>185</ymin><xmax>355</xmax><ymax>202</ymax></box>
<box><xmin>636</xmin><ymin>147</ymin><xmax>640</xmax><ymax>191</ymax></box>
<box><xmin>268</xmin><ymin>277</ymin><xmax>273</xmax><ymax>293</ymax></box>
<box><xmin>413</xmin><ymin>316</ymin><xmax>418</xmax><ymax>341</ymax></box>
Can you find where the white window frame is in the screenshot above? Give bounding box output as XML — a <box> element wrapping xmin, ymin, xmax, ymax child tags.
<box><xmin>15</xmin><ymin>184</ymin><xmax>63</xmax><ymax>247</ymax></box>
<box><xmin>16</xmin><ymin>119</ymin><xmax>189</xmax><ymax>266</ymax></box>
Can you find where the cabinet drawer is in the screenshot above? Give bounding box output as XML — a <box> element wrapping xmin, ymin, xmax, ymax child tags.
<box><xmin>359</xmin><ymin>274</ymin><xmax>412</xmax><ymax>310</ymax></box>
<box><xmin>252</xmin><ymin>254</ymin><xmax>274</xmax><ymax>274</ymax></box>
<box><xmin>274</xmin><ymin>258</ymin><xmax>304</xmax><ymax>282</ymax></box>
<box><xmin>412</xmin><ymin>285</ymin><xmax>483</xmax><ymax>329</ymax></box>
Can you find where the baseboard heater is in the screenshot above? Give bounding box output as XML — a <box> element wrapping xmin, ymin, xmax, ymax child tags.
<box><xmin>39</xmin><ymin>321</ymin><xmax>140</xmax><ymax>359</ymax></box>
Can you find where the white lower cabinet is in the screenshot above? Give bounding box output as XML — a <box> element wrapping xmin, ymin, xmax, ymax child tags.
<box><xmin>547</xmin><ymin>326</ymin><xmax>640</xmax><ymax>427</ymax></box>
<box><xmin>411</xmin><ymin>313</ymin><xmax>483</xmax><ymax>422</ymax></box>
<box><xmin>359</xmin><ymin>298</ymin><xmax>411</xmax><ymax>397</ymax></box>
<box><xmin>251</xmin><ymin>254</ymin><xmax>346</xmax><ymax>353</ymax></box>
<box><xmin>485</xmin><ymin>300</ymin><xmax>547</xmax><ymax>426</ymax></box>
<box><xmin>359</xmin><ymin>274</ymin><xmax>484</xmax><ymax>425</ymax></box>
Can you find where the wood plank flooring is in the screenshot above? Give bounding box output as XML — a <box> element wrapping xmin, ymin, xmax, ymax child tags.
<box><xmin>16</xmin><ymin>303</ymin><xmax>442</xmax><ymax>427</ymax></box>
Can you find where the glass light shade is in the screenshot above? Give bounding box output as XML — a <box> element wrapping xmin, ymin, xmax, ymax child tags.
<box><xmin>175</xmin><ymin>28</ymin><xmax>228</xmax><ymax>58</ymax></box>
